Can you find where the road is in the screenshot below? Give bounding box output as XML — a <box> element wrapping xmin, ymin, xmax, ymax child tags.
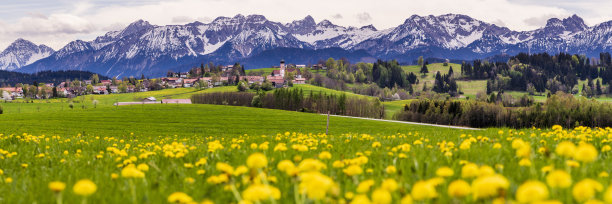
<box><xmin>325</xmin><ymin>114</ymin><xmax>483</xmax><ymax>130</ymax></box>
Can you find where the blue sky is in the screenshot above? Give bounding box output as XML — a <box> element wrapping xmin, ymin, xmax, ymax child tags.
<box><xmin>0</xmin><ymin>0</ymin><xmax>611</xmax><ymax>50</ymax></box>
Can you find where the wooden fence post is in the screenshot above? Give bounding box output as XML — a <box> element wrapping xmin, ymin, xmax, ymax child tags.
<box><xmin>326</xmin><ymin>111</ymin><xmax>330</xmax><ymax>135</ymax></box>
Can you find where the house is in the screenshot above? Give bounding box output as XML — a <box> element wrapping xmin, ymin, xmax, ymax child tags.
<box><xmin>162</xmin><ymin>99</ymin><xmax>192</xmax><ymax>104</ymax></box>
<box><xmin>296</xmin><ymin>64</ymin><xmax>306</xmax><ymax>68</ymax></box>
<box><xmin>221</xmin><ymin>65</ymin><xmax>234</xmax><ymax>72</ymax></box>
<box><xmin>241</xmin><ymin>76</ymin><xmax>264</xmax><ymax>84</ymax></box>
<box><xmin>84</xmin><ymin>80</ymin><xmax>92</xmax><ymax>85</ymax></box>
<box><xmin>92</xmin><ymin>86</ymin><xmax>108</xmax><ymax>94</ymax></box>
<box><xmin>294</xmin><ymin>78</ymin><xmax>306</xmax><ymax>84</ymax></box>
<box><xmin>101</xmin><ymin>80</ymin><xmax>112</xmax><ymax>86</ymax></box>
<box><xmin>162</xmin><ymin>77</ymin><xmax>183</xmax><ymax>88</ymax></box>
<box><xmin>143</xmin><ymin>97</ymin><xmax>157</xmax><ymax>102</ymax></box>
<box><xmin>58</xmin><ymin>87</ymin><xmax>69</xmax><ymax>96</ymax></box>
<box><xmin>109</xmin><ymin>86</ymin><xmax>119</xmax><ymax>93</ymax></box>
<box><xmin>312</xmin><ymin>64</ymin><xmax>327</xmax><ymax>70</ymax></box>
<box><xmin>179</xmin><ymin>72</ymin><xmax>188</xmax><ymax>78</ymax></box>
<box><xmin>182</xmin><ymin>78</ymin><xmax>199</xmax><ymax>87</ymax></box>
<box><xmin>0</xmin><ymin>87</ymin><xmax>23</xmax><ymax>98</ymax></box>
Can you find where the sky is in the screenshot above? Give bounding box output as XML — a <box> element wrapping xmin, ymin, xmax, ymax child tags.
<box><xmin>1</xmin><ymin>0</ymin><xmax>611</xmax><ymax>50</ymax></box>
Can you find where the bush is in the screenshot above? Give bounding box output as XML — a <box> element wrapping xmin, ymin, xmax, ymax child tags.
<box><xmin>261</xmin><ymin>82</ymin><xmax>274</xmax><ymax>91</ymax></box>
<box><xmin>237</xmin><ymin>81</ymin><xmax>249</xmax><ymax>92</ymax></box>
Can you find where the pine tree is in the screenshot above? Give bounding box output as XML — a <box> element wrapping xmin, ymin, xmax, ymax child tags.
<box><xmin>420</xmin><ymin>64</ymin><xmax>429</xmax><ymax>76</ymax></box>
<box><xmin>597</xmin><ymin>79</ymin><xmax>603</xmax><ymax>95</ymax></box>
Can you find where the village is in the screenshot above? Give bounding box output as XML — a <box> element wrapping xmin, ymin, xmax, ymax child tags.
<box><xmin>0</xmin><ymin>60</ymin><xmax>311</xmax><ymax>101</ymax></box>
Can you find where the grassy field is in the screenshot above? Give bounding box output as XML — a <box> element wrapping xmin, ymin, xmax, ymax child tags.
<box><xmin>0</xmin><ymin>97</ymin><xmax>610</xmax><ymax>203</ymax></box>
<box><xmin>245</xmin><ymin>68</ymin><xmax>276</xmax><ymax>76</ymax></box>
<box><xmin>382</xmin><ymin>100</ymin><xmax>413</xmax><ymax>119</ymax></box>
<box><xmin>457</xmin><ymin>80</ymin><xmax>487</xmax><ymax>99</ymax></box>
<box><xmin>402</xmin><ymin>63</ymin><xmax>460</xmax><ymax>91</ymax></box>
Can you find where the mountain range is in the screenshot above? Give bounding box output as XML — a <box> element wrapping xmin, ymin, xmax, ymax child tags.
<box><xmin>2</xmin><ymin>14</ymin><xmax>612</xmax><ymax>77</ymax></box>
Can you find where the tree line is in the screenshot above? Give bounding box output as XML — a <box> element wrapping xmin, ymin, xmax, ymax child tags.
<box><xmin>191</xmin><ymin>88</ymin><xmax>385</xmax><ymax>118</ymax></box>
<box><xmin>394</xmin><ymin>93</ymin><xmax>612</xmax><ymax>128</ymax></box>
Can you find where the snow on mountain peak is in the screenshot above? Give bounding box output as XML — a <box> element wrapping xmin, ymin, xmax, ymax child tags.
<box><xmin>0</xmin><ymin>39</ymin><xmax>55</xmax><ymax>70</ymax></box>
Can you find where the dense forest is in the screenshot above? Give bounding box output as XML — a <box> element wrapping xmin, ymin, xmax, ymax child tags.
<box><xmin>394</xmin><ymin>93</ymin><xmax>612</xmax><ymax>128</ymax></box>
<box><xmin>0</xmin><ymin>70</ymin><xmax>108</xmax><ymax>87</ymax></box>
<box><xmin>461</xmin><ymin>52</ymin><xmax>612</xmax><ymax>97</ymax></box>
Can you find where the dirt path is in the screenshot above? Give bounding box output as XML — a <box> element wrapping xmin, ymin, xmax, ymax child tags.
<box><xmin>325</xmin><ymin>114</ymin><xmax>483</xmax><ymax>130</ymax></box>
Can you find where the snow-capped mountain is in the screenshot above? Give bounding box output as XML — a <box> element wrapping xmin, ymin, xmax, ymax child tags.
<box><xmin>0</xmin><ymin>39</ymin><xmax>54</xmax><ymax>71</ymax></box>
<box><xmin>13</xmin><ymin>14</ymin><xmax>612</xmax><ymax>77</ymax></box>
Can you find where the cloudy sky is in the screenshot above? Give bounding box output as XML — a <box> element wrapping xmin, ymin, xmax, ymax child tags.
<box><xmin>1</xmin><ymin>0</ymin><xmax>611</xmax><ymax>50</ymax></box>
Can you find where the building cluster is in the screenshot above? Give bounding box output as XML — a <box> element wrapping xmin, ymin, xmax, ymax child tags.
<box><xmin>0</xmin><ymin>59</ymin><xmax>309</xmax><ymax>100</ymax></box>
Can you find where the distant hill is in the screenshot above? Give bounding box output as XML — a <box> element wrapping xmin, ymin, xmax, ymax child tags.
<box><xmin>0</xmin><ymin>70</ymin><xmax>108</xmax><ymax>86</ymax></box>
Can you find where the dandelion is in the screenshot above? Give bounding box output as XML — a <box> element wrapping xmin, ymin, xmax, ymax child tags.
<box><xmin>136</xmin><ymin>163</ymin><xmax>149</xmax><ymax>172</ymax></box>
<box><xmin>121</xmin><ymin>165</ymin><xmax>145</xmax><ymax>178</ymax></box>
<box><xmin>216</xmin><ymin>162</ymin><xmax>234</xmax><ymax>174</ymax></box>
<box><xmin>448</xmin><ymin>180</ymin><xmax>471</xmax><ymax>198</ymax></box>
<box><xmin>519</xmin><ymin>158</ymin><xmax>532</xmax><ymax>167</ymax></box>
<box><xmin>318</xmin><ymin>151</ymin><xmax>332</xmax><ymax>160</ymax></box>
<box><xmin>195</xmin><ymin>158</ymin><xmax>207</xmax><ymax>166</ymax></box>
<box><xmin>357</xmin><ymin>179</ymin><xmax>375</xmax><ymax>193</ymax></box>
<box><xmin>436</xmin><ymin>166</ymin><xmax>454</xmax><ymax>177</ymax></box>
<box><xmin>555</xmin><ymin>142</ymin><xmax>576</xmax><ymax>158</ymax></box>
<box><xmin>246</xmin><ymin>153</ymin><xmax>268</xmax><ymax>169</ymax></box>
<box><xmin>400</xmin><ymin>195</ymin><xmax>413</xmax><ymax>204</ymax></box>
<box><xmin>461</xmin><ymin>163</ymin><xmax>479</xmax><ymax>178</ymax></box>
<box><xmin>546</xmin><ymin>170</ymin><xmax>572</xmax><ymax>188</ymax></box>
<box><xmin>343</xmin><ymin>165</ymin><xmax>363</xmax><ymax>176</ymax></box>
<box><xmin>242</xmin><ymin>184</ymin><xmax>281</xmax><ymax>202</ymax></box>
<box><xmin>516</xmin><ymin>180</ymin><xmax>549</xmax><ymax>203</ymax></box>
<box><xmin>573</xmin><ymin>179</ymin><xmax>603</xmax><ymax>202</ymax></box>
<box><xmin>372</xmin><ymin>188</ymin><xmax>392</xmax><ymax>204</ymax></box>
<box><xmin>385</xmin><ymin>166</ymin><xmax>397</xmax><ymax>174</ymax></box>
<box><xmin>167</xmin><ymin>192</ymin><xmax>193</xmax><ymax>203</ymax></box>
<box><xmin>411</xmin><ymin>180</ymin><xmax>438</xmax><ymax>201</ymax></box>
<box><xmin>574</xmin><ymin>143</ymin><xmax>598</xmax><ymax>163</ymax></box>
<box><xmin>73</xmin><ymin>179</ymin><xmax>97</xmax><ymax>196</ymax></box>
<box><xmin>381</xmin><ymin>179</ymin><xmax>398</xmax><ymax>191</ymax></box>
<box><xmin>471</xmin><ymin>174</ymin><xmax>509</xmax><ymax>200</ymax></box>
<box><xmin>49</xmin><ymin>181</ymin><xmax>66</xmax><ymax>192</ymax></box>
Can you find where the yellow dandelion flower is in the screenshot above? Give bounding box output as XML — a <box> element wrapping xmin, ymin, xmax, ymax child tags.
<box><xmin>546</xmin><ymin>170</ymin><xmax>572</xmax><ymax>188</ymax></box>
<box><xmin>48</xmin><ymin>181</ymin><xmax>66</xmax><ymax>193</ymax></box>
<box><xmin>246</xmin><ymin>153</ymin><xmax>268</xmax><ymax>169</ymax></box>
<box><xmin>372</xmin><ymin>188</ymin><xmax>392</xmax><ymax>204</ymax></box>
<box><xmin>574</xmin><ymin>143</ymin><xmax>598</xmax><ymax>163</ymax></box>
<box><xmin>516</xmin><ymin>180</ymin><xmax>549</xmax><ymax>203</ymax></box>
<box><xmin>343</xmin><ymin>165</ymin><xmax>363</xmax><ymax>176</ymax></box>
<box><xmin>411</xmin><ymin>180</ymin><xmax>438</xmax><ymax>201</ymax></box>
<box><xmin>448</xmin><ymin>180</ymin><xmax>471</xmax><ymax>198</ymax></box>
<box><xmin>436</xmin><ymin>166</ymin><xmax>454</xmax><ymax>177</ymax></box>
<box><xmin>572</xmin><ymin>179</ymin><xmax>603</xmax><ymax>203</ymax></box>
<box><xmin>167</xmin><ymin>192</ymin><xmax>193</xmax><ymax>203</ymax></box>
<box><xmin>73</xmin><ymin>179</ymin><xmax>97</xmax><ymax>196</ymax></box>
<box><xmin>385</xmin><ymin>166</ymin><xmax>397</xmax><ymax>174</ymax></box>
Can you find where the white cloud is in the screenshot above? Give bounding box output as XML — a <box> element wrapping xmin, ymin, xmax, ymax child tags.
<box><xmin>1</xmin><ymin>0</ymin><xmax>612</xmax><ymax>50</ymax></box>
<box><xmin>356</xmin><ymin>12</ymin><xmax>372</xmax><ymax>24</ymax></box>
